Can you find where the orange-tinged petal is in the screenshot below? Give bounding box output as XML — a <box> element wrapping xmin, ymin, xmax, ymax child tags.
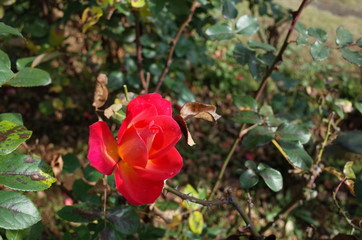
<box><xmin>118</xmin><ymin>125</ymin><xmax>148</xmax><ymax>168</ymax></box>
<box><xmin>115</xmin><ymin>161</ymin><xmax>164</xmax><ymax>205</ymax></box>
<box><xmin>87</xmin><ymin>121</ymin><xmax>118</xmax><ymax>175</ymax></box>
<box><xmin>134</xmin><ymin>147</ymin><xmax>183</xmax><ymax>181</ymax></box>
<box><xmin>149</xmin><ymin>116</ymin><xmax>182</xmax><ymax>159</ymax></box>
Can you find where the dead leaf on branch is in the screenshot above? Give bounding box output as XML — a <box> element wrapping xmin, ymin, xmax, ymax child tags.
<box><xmin>92</xmin><ymin>73</ymin><xmax>109</xmax><ymax>110</ymax></box>
<box><xmin>104</xmin><ymin>104</ymin><xmax>123</xmax><ymax>119</ymax></box>
<box><xmin>173</xmin><ymin>115</ymin><xmax>196</xmax><ymax>146</ymax></box>
<box><xmin>180</xmin><ymin>102</ymin><xmax>221</xmax><ymax>122</ymax></box>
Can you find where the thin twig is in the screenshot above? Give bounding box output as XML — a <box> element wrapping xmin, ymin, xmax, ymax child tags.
<box><xmin>154</xmin><ymin>1</ymin><xmax>200</xmax><ymax>93</ymax></box>
<box><xmin>227</xmin><ymin>189</ymin><xmax>262</xmax><ymax>239</ymax></box>
<box><xmin>315</xmin><ymin>112</ymin><xmax>334</xmax><ymax>164</ymax></box>
<box><xmin>103</xmin><ymin>175</ymin><xmax>107</xmax><ymax>227</ymax></box>
<box><xmin>134</xmin><ymin>11</ymin><xmax>148</xmax><ymax>92</ymax></box>
<box><xmin>208</xmin><ymin>124</ymin><xmax>258</xmax><ymax>201</ymax></box>
<box><xmin>255</xmin><ymin>0</ymin><xmax>312</xmax><ymax>102</ymax></box>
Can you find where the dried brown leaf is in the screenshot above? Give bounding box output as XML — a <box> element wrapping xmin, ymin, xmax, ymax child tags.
<box><xmin>104</xmin><ymin>104</ymin><xmax>122</xmax><ymax>119</ymax></box>
<box><xmin>180</xmin><ymin>102</ymin><xmax>221</xmax><ymax>122</ymax></box>
<box><xmin>173</xmin><ymin>115</ymin><xmax>196</xmax><ymax>146</ymax></box>
<box><xmin>50</xmin><ymin>154</ymin><xmax>63</xmax><ymax>177</ymax></box>
<box><xmin>92</xmin><ymin>73</ymin><xmax>109</xmax><ymax>109</ymax></box>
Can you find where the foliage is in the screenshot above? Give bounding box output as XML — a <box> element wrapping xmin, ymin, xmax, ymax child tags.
<box><xmin>0</xmin><ymin>0</ymin><xmax>362</xmax><ymax>239</ymax></box>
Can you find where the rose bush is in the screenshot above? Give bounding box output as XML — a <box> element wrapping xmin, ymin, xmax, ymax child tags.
<box><xmin>87</xmin><ymin>93</ymin><xmax>183</xmax><ymax>205</ymax></box>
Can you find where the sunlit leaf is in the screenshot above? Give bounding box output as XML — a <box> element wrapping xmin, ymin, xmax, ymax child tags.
<box><xmin>7</xmin><ymin>68</ymin><xmax>51</xmax><ymax>87</ymax></box>
<box><xmin>336</xmin><ymin>26</ymin><xmax>353</xmax><ymax>47</ymax></box>
<box><xmin>235</xmin><ymin>15</ymin><xmax>259</xmax><ymax>36</ymax></box>
<box><xmin>341</xmin><ymin>48</ymin><xmax>362</xmax><ymax>67</ymax></box>
<box><xmin>188</xmin><ymin>211</ymin><xmax>204</xmax><ymax>234</ymax></box>
<box><xmin>278</xmin><ymin>141</ymin><xmax>312</xmax><ymax>170</ymax></box>
<box><xmin>205</xmin><ymin>23</ymin><xmax>234</xmax><ymax>41</ymax></box>
<box><xmin>0</xmin><ymin>152</ymin><xmax>56</xmax><ymax>191</ymax></box>
<box><xmin>310</xmin><ymin>40</ymin><xmax>330</xmax><ymax>61</ymax></box>
<box><xmin>343</xmin><ymin>161</ymin><xmax>356</xmax><ymax>179</ymax></box>
<box><xmin>81</xmin><ymin>6</ymin><xmax>103</xmax><ymax>33</ymax></box>
<box><xmin>0</xmin><ymin>113</ymin><xmax>23</xmax><ymax>126</ymax></box>
<box><xmin>257</xmin><ymin>163</ymin><xmax>283</xmax><ymax>192</ymax></box>
<box><xmin>0</xmin><ymin>191</ymin><xmax>40</xmax><ymax>230</ymax></box>
<box><xmin>308</xmin><ymin>27</ymin><xmax>327</xmax><ymax>42</ymax></box>
<box><xmin>0</xmin><ymin>120</ymin><xmax>32</xmax><ymax>155</ymax></box>
<box><xmin>130</xmin><ymin>0</ymin><xmax>145</xmax><ymax>8</ymax></box>
<box><xmin>182</xmin><ymin>184</ymin><xmax>201</xmax><ymax>210</ymax></box>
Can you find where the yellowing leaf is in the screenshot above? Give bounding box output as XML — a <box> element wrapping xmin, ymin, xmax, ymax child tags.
<box><xmin>140</xmin><ymin>4</ymin><xmax>152</xmax><ymax>22</ymax></box>
<box><xmin>81</xmin><ymin>6</ymin><xmax>103</xmax><ymax>33</ymax></box>
<box><xmin>188</xmin><ymin>211</ymin><xmax>204</xmax><ymax>234</ymax></box>
<box><xmin>167</xmin><ymin>214</ymin><xmax>182</xmax><ymax>228</ymax></box>
<box><xmin>130</xmin><ymin>0</ymin><xmax>145</xmax><ymax>8</ymax></box>
<box><xmin>97</xmin><ymin>0</ymin><xmax>114</xmax><ymax>8</ymax></box>
<box><xmin>182</xmin><ymin>184</ymin><xmax>201</xmax><ymax>210</ymax></box>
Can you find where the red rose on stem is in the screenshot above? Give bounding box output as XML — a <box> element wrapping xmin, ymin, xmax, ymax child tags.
<box><xmin>87</xmin><ymin>93</ymin><xmax>183</xmax><ymax>205</ymax></box>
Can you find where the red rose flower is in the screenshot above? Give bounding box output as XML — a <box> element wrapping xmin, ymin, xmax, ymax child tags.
<box><xmin>87</xmin><ymin>93</ymin><xmax>183</xmax><ymax>205</ymax></box>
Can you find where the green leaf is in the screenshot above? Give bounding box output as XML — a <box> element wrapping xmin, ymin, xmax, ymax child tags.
<box><xmin>242</xmin><ymin>126</ymin><xmax>275</xmax><ymax>149</ymax></box>
<box><xmin>107</xmin><ymin>206</ymin><xmax>140</xmax><ymax>235</ymax></box>
<box><xmin>341</xmin><ymin>48</ymin><xmax>362</xmax><ymax>67</ymax></box>
<box><xmin>357</xmin><ymin>38</ymin><xmax>362</xmax><ymax>48</ymax></box>
<box><xmin>257</xmin><ymin>163</ymin><xmax>283</xmax><ymax>192</ymax></box>
<box><xmin>83</xmin><ymin>164</ymin><xmax>103</xmax><ymax>182</ymax></box>
<box><xmin>0</xmin><ymin>152</ymin><xmax>55</xmax><ymax>191</ymax></box>
<box><xmin>16</xmin><ymin>57</ymin><xmax>36</xmax><ymax>71</ymax></box>
<box><xmin>222</xmin><ymin>0</ymin><xmax>238</xmax><ymax>20</ymax></box>
<box><xmin>258</xmin><ymin>52</ymin><xmax>277</xmax><ymax>66</ymax></box>
<box><xmin>0</xmin><ymin>113</ymin><xmax>23</xmax><ymax>125</ymax></box>
<box><xmin>182</xmin><ymin>184</ymin><xmax>201</xmax><ymax>210</ymax></box>
<box><xmin>233</xmin><ymin>95</ymin><xmax>258</xmax><ymax>111</ymax></box>
<box><xmin>310</xmin><ymin>40</ymin><xmax>330</xmax><ymax>61</ymax></box>
<box><xmin>308</xmin><ymin>27</ymin><xmax>327</xmax><ymax>42</ymax></box>
<box><xmin>6</xmin><ymin>229</ymin><xmax>28</xmax><ymax>240</ymax></box>
<box><xmin>336</xmin><ymin>26</ymin><xmax>353</xmax><ymax>47</ymax></box>
<box><xmin>233</xmin><ymin>43</ymin><xmax>255</xmax><ymax>66</ymax></box>
<box><xmin>245</xmin><ymin>160</ymin><xmax>257</xmax><ymax>170</ymax></box>
<box><xmin>295</xmin><ymin>22</ymin><xmax>308</xmax><ymax>35</ymax></box>
<box><xmin>355</xmin><ymin>101</ymin><xmax>362</xmax><ymax>114</ymax></box>
<box><xmin>72</xmin><ymin>179</ymin><xmax>100</xmax><ymax>203</ymax></box>
<box><xmin>335</xmin><ymin>131</ymin><xmax>362</xmax><ymax>154</ymax></box>
<box><xmin>7</xmin><ymin>68</ymin><xmax>51</xmax><ymax>87</ymax></box>
<box><xmin>0</xmin><ymin>22</ymin><xmax>23</xmax><ymax>38</ymax></box>
<box><xmin>62</xmin><ymin>153</ymin><xmax>80</xmax><ymax>173</ymax></box>
<box><xmin>355</xmin><ymin>172</ymin><xmax>362</xmax><ymax>203</ymax></box>
<box><xmin>343</xmin><ymin>161</ymin><xmax>356</xmax><ymax>179</ymax></box>
<box><xmin>259</xmin><ymin>105</ymin><xmax>274</xmax><ymax>117</ymax></box>
<box><xmin>248</xmin><ymin>40</ymin><xmax>276</xmax><ymax>52</ymax></box>
<box><xmin>235</xmin><ymin>15</ymin><xmax>259</xmax><ymax>36</ymax></box>
<box><xmin>0</xmin><ymin>191</ymin><xmax>40</xmax><ymax>230</ymax></box>
<box><xmin>0</xmin><ymin>49</ymin><xmax>14</xmax><ymax>86</ymax></box>
<box><xmin>239</xmin><ymin>169</ymin><xmax>259</xmax><ymax>189</ymax></box>
<box><xmin>233</xmin><ymin>111</ymin><xmax>263</xmax><ymax>124</ymax></box>
<box><xmin>248</xmin><ymin>55</ymin><xmax>266</xmax><ymax>81</ymax></box>
<box><xmin>276</xmin><ymin>123</ymin><xmax>311</xmax><ymax>144</ymax></box>
<box><xmin>278</xmin><ymin>141</ymin><xmax>313</xmax><ymax>170</ymax></box>
<box><xmin>205</xmin><ymin>23</ymin><xmax>234</xmax><ymax>41</ymax></box>
<box><xmin>155</xmin><ymin>201</ymin><xmax>179</xmax><ymax>211</ymax></box>
<box><xmin>296</xmin><ymin>35</ymin><xmax>310</xmax><ymax>45</ymax></box>
<box><xmin>0</xmin><ymin>120</ymin><xmax>32</xmax><ymax>155</ymax></box>
<box><xmin>57</xmin><ymin>203</ymin><xmax>101</xmax><ymax>223</ymax></box>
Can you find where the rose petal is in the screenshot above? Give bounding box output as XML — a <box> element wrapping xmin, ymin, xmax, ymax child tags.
<box><xmin>118</xmin><ymin>125</ymin><xmax>148</xmax><ymax>168</ymax></box>
<box><xmin>127</xmin><ymin>93</ymin><xmax>172</xmax><ymax>116</ymax></box>
<box><xmin>149</xmin><ymin>116</ymin><xmax>182</xmax><ymax>159</ymax></box>
<box><xmin>117</xmin><ymin>104</ymin><xmax>158</xmax><ymax>144</ymax></box>
<box><xmin>115</xmin><ymin>161</ymin><xmax>164</xmax><ymax>205</ymax></box>
<box><xmin>87</xmin><ymin>121</ymin><xmax>118</xmax><ymax>175</ymax></box>
<box><xmin>134</xmin><ymin>147</ymin><xmax>183</xmax><ymax>181</ymax></box>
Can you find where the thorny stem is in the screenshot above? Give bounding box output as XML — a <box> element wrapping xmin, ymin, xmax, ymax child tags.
<box><xmin>208</xmin><ymin>124</ymin><xmax>258</xmax><ymax>201</ymax></box>
<box><xmin>255</xmin><ymin>0</ymin><xmax>312</xmax><ymax>102</ymax></box>
<box><xmin>165</xmin><ymin>185</ymin><xmax>262</xmax><ymax>239</ymax></box>
<box><xmin>154</xmin><ymin>1</ymin><xmax>200</xmax><ymax>93</ymax></box>
<box><xmin>315</xmin><ymin>112</ymin><xmax>334</xmax><ymax>164</ymax></box>
<box><xmin>134</xmin><ymin>11</ymin><xmax>148</xmax><ymax>92</ymax></box>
